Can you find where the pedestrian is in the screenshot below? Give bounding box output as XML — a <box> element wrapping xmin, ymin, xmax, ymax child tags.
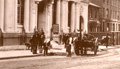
<box><xmin>105</xmin><ymin>34</ymin><xmax>109</xmax><ymax>48</ymax></box>
<box><xmin>64</xmin><ymin>34</ymin><xmax>69</xmax><ymax>48</ymax></box>
<box><xmin>29</xmin><ymin>36</ymin><xmax>33</xmax><ymax>52</ymax></box>
<box><xmin>63</xmin><ymin>33</ymin><xmax>66</xmax><ymax>45</ymax></box>
<box><xmin>32</xmin><ymin>31</ymin><xmax>39</xmax><ymax>54</ymax></box>
<box><xmin>43</xmin><ymin>38</ymin><xmax>50</xmax><ymax>56</ymax></box>
<box><xmin>66</xmin><ymin>34</ymin><xmax>73</xmax><ymax>57</ymax></box>
<box><xmin>38</xmin><ymin>30</ymin><xmax>43</xmax><ymax>53</ymax></box>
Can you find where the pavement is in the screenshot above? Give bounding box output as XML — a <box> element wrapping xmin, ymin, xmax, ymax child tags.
<box><xmin>0</xmin><ymin>41</ymin><xmax>119</xmax><ymax>60</ymax></box>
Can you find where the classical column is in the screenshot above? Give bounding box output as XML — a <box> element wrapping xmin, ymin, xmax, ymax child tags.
<box><xmin>46</xmin><ymin>4</ymin><xmax>52</xmax><ymax>38</ymax></box>
<box><xmin>24</xmin><ymin>0</ymin><xmax>30</xmax><ymax>33</ymax></box>
<box><xmin>75</xmin><ymin>3</ymin><xmax>79</xmax><ymax>32</ymax></box>
<box><xmin>70</xmin><ymin>2</ymin><xmax>75</xmax><ymax>32</ymax></box>
<box><xmin>56</xmin><ymin>0</ymin><xmax>61</xmax><ymax>32</ymax></box>
<box><xmin>60</xmin><ymin>0</ymin><xmax>64</xmax><ymax>32</ymax></box>
<box><xmin>65</xmin><ymin>1</ymin><xmax>68</xmax><ymax>33</ymax></box>
<box><xmin>4</xmin><ymin>0</ymin><xmax>15</xmax><ymax>32</ymax></box>
<box><xmin>0</xmin><ymin>0</ymin><xmax>4</xmax><ymax>32</ymax></box>
<box><xmin>29</xmin><ymin>0</ymin><xmax>36</xmax><ymax>32</ymax></box>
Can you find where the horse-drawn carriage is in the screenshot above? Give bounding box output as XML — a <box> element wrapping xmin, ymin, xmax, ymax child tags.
<box><xmin>74</xmin><ymin>34</ymin><xmax>99</xmax><ymax>55</ymax></box>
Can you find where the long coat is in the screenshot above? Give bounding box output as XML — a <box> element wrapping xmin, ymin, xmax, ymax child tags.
<box><xmin>32</xmin><ymin>34</ymin><xmax>38</xmax><ymax>45</ymax></box>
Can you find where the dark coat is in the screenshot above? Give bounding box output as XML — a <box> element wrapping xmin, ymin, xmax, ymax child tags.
<box><xmin>32</xmin><ymin>34</ymin><xmax>38</xmax><ymax>45</ymax></box>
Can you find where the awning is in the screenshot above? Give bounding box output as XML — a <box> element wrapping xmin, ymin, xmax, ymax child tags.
<box><xmin>89</xmin><ymin>19</ymin><xmax>100</xmax><ymax>27</ymax></box>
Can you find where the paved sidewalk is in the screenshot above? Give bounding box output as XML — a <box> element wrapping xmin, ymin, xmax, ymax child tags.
<box><xmin>0</xmin><ymin>43</ymin><xmax>67</xmax><ymax>59</ymax></box>
<box><xmin>0</xmin><ymin>44</ymin><xmax>119</xmax><ymax>60</ymax></box>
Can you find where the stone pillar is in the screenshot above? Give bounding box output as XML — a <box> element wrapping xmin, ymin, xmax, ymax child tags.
<box><xmin>46</xmin><ymin>4</ymin><xmax>53</xmax><ymax>38</ymax></box>
<box><xmin>70</xmin><ymin>2</ymin><xmax>75</xmax><ymax>32</ymax></box>
<box><xmin>4</xmin><ymin>0</ymin><xmax>15</xmax><ymax>32</ymax></box>
<box><xmin>75</xmin><ymin>3</ymin><xmax>80</xmax><ymax>31</ymax></box>
<box><xmin>24</xmin><ymin>0</ymin><xmax>30</xmax><ymax>33</ymax></box>
<box><xmin>60</xmin><ymin>0</ymin><xmax>63</xmax><ymax>31</ymax></box>
<box><xmin>61</xmin><ymin>0</ymin><xmax>66</xmax><ymax>32</ymax></box>
<box><xmin>0</xmin><ymin>0</ymin><xmax>4</xmax><ymax>31</ymax></box>
<box><xmin>29</xmin><ymin>0</ymin><xmax>36</xmax><ymax>32</ymax></box>
<box><xmin>56</xmin><ymin>0</ymin><xmax>61</xmax><ymax>32</ymax></box>
<box><xmin>65</xmin><ymin>1</ymin><xmax>68</xmax><ymax>33</ymax></box>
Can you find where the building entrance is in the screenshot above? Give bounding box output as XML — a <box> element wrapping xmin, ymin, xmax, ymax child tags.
<box><xmin>37</xmin><ymin>1</ymin><xmax>46</xmax><ymax>32</ymax></box>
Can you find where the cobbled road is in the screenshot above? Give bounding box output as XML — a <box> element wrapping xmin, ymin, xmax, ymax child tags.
<box><xmin>0</xmin><ymin>48</ymin><xmax>120</xmax><ymax>69</ymax></box>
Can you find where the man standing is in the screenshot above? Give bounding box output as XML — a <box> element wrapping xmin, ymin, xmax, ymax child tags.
<box><xmin>38</xmin><ymin>29</ymin><xmax>45</xmax><ymax>53</ymax></box>
<box><xmin>32</xmin><ymin>31</ymin><xmax>39</xmax><ymax>54</ymax></box>
<box><xmin>43</xmin><ymin>39</ymin><xmax>50</xmax><ymax>56</ymax></box>
<box><xmin>29</xmin><ymin>36</ymin><xmax>33</xmax><ymax>52</ymax></box>
<box><xmin>38</xmin><ymin>30</ymin><xmax>42</xmax><ymax>53</ymax></box>
<box><xmin>66</xmin><ymin>34</ymin><xmax>73</xmax><ymax>57</ymax></box>
<box><xmin>105</xmin><ymin>34</ymin><xmax>109</xmax><ymax>48</ymax></box>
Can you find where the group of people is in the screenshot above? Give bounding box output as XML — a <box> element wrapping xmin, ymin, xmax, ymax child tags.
<box><xmin>29</xmin><ymin>29</ymin><xmax>109</xmax><ymax>57</ymax></box>
<box><xmin>62</xmin><ymin>33</ymin><xmax>110</xmax><ymax>57</ymax></box>
<box><xmin>29</xmin><ymin>29</ymin><xmax>50</xmax><ymax>56</ymax></box>
<box><xmin>62</xmin><ymin>33</ymin><xmax>77</xmax><ymax>57</ymax></box>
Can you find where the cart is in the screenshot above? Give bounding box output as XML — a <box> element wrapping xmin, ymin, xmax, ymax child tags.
<box><xmin>74</xmin><ymin>34</ymin><xmax>99</xmax><ymax>55</ymax></box>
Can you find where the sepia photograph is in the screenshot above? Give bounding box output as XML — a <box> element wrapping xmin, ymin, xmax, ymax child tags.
<box><xmin>0</xmin><ymin>0</ymin><xmax>120</xmax><ymax>69</ymax></box>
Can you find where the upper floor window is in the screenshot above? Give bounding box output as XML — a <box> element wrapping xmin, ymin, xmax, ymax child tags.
<box><xmin>107</xmin><ymin>23</ymin><xmax>109</xmax><ymax>31</ymax></box>
<box><xmin>119</xmin><ymin>24</ymin><xmax>120</xmax><ymax>31</ymax></box>
<box><xmin>17</xmin><ymin>0</ymin><xmax>24</xmax><ymax>25</ymax></box>
<box><xmin>106</xmin><ymin>9</ymin><xmax>109</xmax><ymax>18</ymax></box>
<box><xmin>113</xmin><ymin>24</ymin><xmax>115</xmax><ymax>31</ymax></box>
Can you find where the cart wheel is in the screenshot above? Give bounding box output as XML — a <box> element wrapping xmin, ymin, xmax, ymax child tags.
<box><xmin>75</xmin><ymin>49</ymin><xmax>79</xmax><ymax>55</ymax></box>
<box><xmin>80</xmin><ymin>47</ymin><xmax>83</xmax><ymax>56</ymax></box>
<box><xmin>94</xmin><ymin>46</ymin><xmax>98</xmax><ymax>55</ymax></box>
<box><xmin>84</xmin><ymin>47</ymin><xmax>87</xmax><ymax>55</ymax></box>
<box><xmin>74</xmin><ymin>47</ymin><xmax>79</xmax><ymax>55</ymax></box>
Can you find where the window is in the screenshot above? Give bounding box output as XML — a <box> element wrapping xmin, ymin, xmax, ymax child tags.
<box><xmin>95</xmin><ymin>8</ymin><xmax>97</xmax><ymax>18</ymax></box>
<box><xmin>17</xmin><ymin>0</ymin><xmax>24</xmax><ymax>25</ymax></box>
<box><xmin>106</xmin><ymin>9</ymin><xmax>109</xmax><ymax>18</ymax></box>
<box><xmin>90</xmin><ymin>8</ymin><xmax>92</xmax><ymax>18</ymax></box>
<box><xmin>107</xmin><ymin>23</ymin><xmax>109</xmax><ymax>31</ymax></box>
<box><xmin>103</xmin><ymin>22</ymin><xmax>104</xmax><ymax>32</ymax></box>
<box><xmin>113</xmin><ymin>24</ymin><xmax>115</xmax><ymax>31</ymax></box>
<box><xmin>119</xmin><ymin>24</ymin><xmax>120</xmax><ymax>31</ymax></box>
<box><xmin>118</xmin><ymin>11</ymin><xmax>120</xmax><ymax>20</ymax></box>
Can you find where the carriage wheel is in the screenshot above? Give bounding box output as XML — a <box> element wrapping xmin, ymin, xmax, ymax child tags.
<box><xmin>84</xmin><ymin>47</ymin><xmax>87</xmax><ymax>55</ymax></box>
<box><xmin>94</xmin><ymin>46</ymin><xmax>98</xmax><ymax>55</ymax></box>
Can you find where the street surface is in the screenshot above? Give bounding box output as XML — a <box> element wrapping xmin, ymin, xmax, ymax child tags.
<box><xmin>0</xmin><ymin>48</ymin><xmax>120</xmax><ymax>69</ymax></box>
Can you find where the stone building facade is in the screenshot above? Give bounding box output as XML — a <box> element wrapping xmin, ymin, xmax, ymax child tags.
<box><xmin>89</xmin><ymin>0</ymin><xmax>120</xmax><ymax>45</ymax></box>
<box><xmin>0</xmin><ymin>0</ymin><xmax>89</xmax><ymax>45</ymax></box>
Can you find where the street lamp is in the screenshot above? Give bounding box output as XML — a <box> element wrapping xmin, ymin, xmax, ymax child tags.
<box><xmin>80</xmin><ymin>6</ymin><xmax>83</xmax><ymax>40</ymax></box>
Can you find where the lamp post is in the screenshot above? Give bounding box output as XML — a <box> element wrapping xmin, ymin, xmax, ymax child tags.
<box><xmin>50</xmin><ymin>27</ymin><xmax>53</xmax><ymax>40</ymax></box>
<box><xmin>80</xmin><ymin>6</ymin><xmax>83</xmax><ymax>40</ymax></box>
